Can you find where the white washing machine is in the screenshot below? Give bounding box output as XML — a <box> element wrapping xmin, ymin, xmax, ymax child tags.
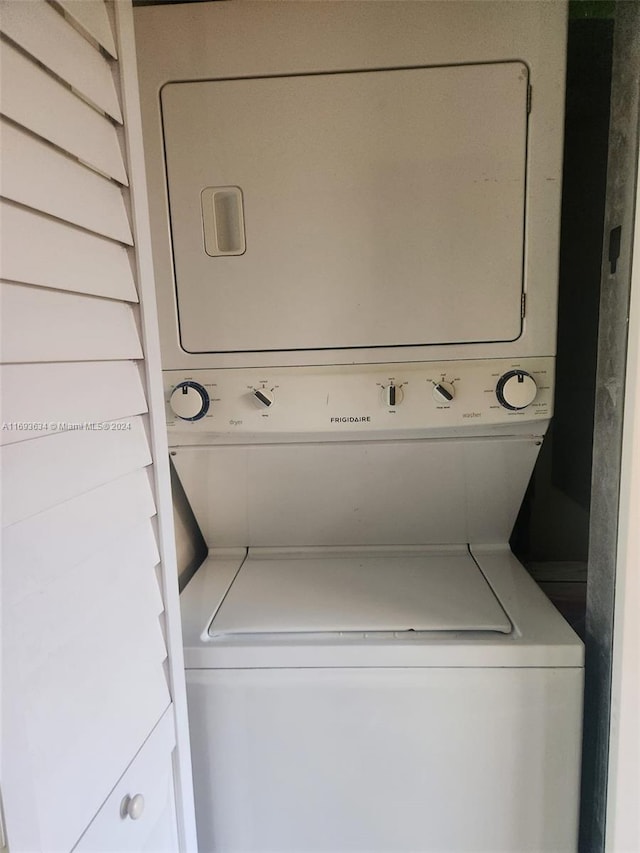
<box><xmin>181</xmin><ymin>545</ymin><xmax>582</xmax><ymax>852</ymax></box>
<box><xmin>170</xmin><ymin>360</ymin><xmax>583</xmax><ymax>852</ymax></box>
<box><xmin>133</xmin><ymin>2</ymin><xmax>583</xmax><ymax>850</ymax></box>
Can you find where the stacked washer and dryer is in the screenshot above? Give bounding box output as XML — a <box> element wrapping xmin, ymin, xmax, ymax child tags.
<box><xmin>135</xmin><ymin>2</ymin><xmax>583</xmax><ymax>851</ymax></box>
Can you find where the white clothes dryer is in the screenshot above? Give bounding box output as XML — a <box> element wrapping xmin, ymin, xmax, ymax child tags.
<box><xmin>135</xmin><ymin>0</ymin><xmax>567</xmax><ymax>372</ymax></box>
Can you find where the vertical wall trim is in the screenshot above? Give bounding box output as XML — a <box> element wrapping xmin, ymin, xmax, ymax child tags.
<box><xmin>112</xmin><ymin>4</ymin><xmax>198</xmax><ymax>850</ymax></box>
<box><xmin>606</xmin><ymin>54</ymin><xmax>640</xmax><ymax>853</ymax></box>
<box><xmin>581</xmin><ymin>4</ymin><xmax>640</xmax><ymax>851</ymax></box>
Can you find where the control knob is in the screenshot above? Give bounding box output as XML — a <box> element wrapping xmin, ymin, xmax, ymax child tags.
<box><xmin>384</xmin><ymin>384</ymin><xmax>404</xmax><ymax>406</ymax></box>
<box><xmin>253</xmin><ymin>388</ymin><xmax>274</xmax><ymax>408</ymax></box>
<box><xmin>432</xmin><ymin>381</ymin><xmax>455</xmax><ymax>403</ymax></box>
<box><xmin>496</xmin><ymin>370</ymin><xmax>538</xmax><ymax>410</ymax></box>
<box><xmin>169</xmin><ymin>381</ymin><xmax>210</xmax><ymax>421</ymax></box>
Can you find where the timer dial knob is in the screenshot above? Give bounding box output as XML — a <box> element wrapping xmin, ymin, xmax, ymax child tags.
<box><xmin>169</xmin><ymin>381</ymin><xmax>210</xmax><ymax>421</ymax></box>
<box><xmin>432</xmin><ymin>381</ymin><xmax>455</xmax><ymax>403</ymax></box>
<box><xmin>496</xmin><ymin>370</ymin><xmax>537</xmax><ymax>411</ymax></box>
<box><xmin>253</xmin><ymin>388</ymin><xmax>274</xmax><ymax>408</ymax></box>
<box><xmin>384</xmin><ymin>384</ymin><xmax>404</xmax><ymax>406</ymax></box>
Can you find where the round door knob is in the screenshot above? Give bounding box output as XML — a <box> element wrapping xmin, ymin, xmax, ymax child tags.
<box><xmin>496</xmin><ymin>370</ymin><xmax>538</xmax><ymax>410</ymax></box>
<box><xmin>432</xmin><ymin>381</ymin><xmax>455</xmax><ymax>403</ymax></box>
<box><xmin>121</xmin><ymin>793</ymin><xmax>145</xmax><ymax>821</ymax></box>
<box><xmin>253</xmin><ymin>388</ymin><xmax>274</xmax><ymax>408</ymax></box>
<box><xmin>384</xmin><ymin>384</ymin><xmax>404</xmax><ymax>407</ymax></box>
<box><xmin>169</xmin><ymin>381</ymin><xmax>210</xmax><ymax>421</ymax></box>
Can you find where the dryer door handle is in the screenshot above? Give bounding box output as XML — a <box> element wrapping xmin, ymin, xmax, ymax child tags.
<box><xmin>202</xmin><ymin>186</ymin><xmax>246</xmax><ymax>257</ymax></box>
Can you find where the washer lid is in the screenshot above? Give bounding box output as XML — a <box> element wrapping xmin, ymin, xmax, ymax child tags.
<box><xmin>208</xmin><ymin>548</ymin><xmax>511</xmax><ymax>637</ymax></box>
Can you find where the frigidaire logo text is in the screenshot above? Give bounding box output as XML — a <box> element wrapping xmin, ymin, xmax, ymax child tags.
<box><xmin>330</xmin><ymin>416</ymin><xmax>372</xmax><ymax>423</ymax></box>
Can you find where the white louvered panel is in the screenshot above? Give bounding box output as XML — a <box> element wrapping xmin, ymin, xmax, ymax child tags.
<box><xmin>73</xmin><ymin>709</ymin><xmax>178</xmax><ymax>853</ymax></box>
<box><xmin>2</xmin><ymin>469</ymin><xmax>156</xmax><ymax>607</ymax></box>
<box><xmin>2</xmin><ymin>701</ymin><xmax>40</xmax><ymax>853</ymax></box>
<box><xmin>0</xmin><ymin>283</ymin><xmax>142</xmax><ymax>363</ymax></box>
<box><xmin>7</xmin><ymin>521</ymin><xmax>162</xmax><ymax>677</ymax></box>
<box><xmin>0</xmin><ymin>42</ymin><xmax>127</xmax><ymax>184</ymax></box>
<box><xmin>27</xmin><ymin>644</ymin><xmax>168</xmax><ymax>853</ymax></box>
<box><xmin>1</xmin><ymin>415</ymin><xmax>151</xmax><ymax>527</ymax></box>
<box><xmin>1</xmin><ymin>361</ymin><xmax>147</xmax><ymax>445</ymax></box>
<box><xmin>0</xmin><ymin>122</ymin><xmax>133</xmax><ymax>243</ymax></box>
<box><xmin>1</xmin><ymin>1</ymin><xmax>188</xmax><ymax>850</ymax></box>
<box><xmin>57</xmin><ymin>0</ymin><xmax>117</xmax><ymax>58</ymax></box>
<box><xmin>152</xmin><ymin>566</ymin><xmax>166</xmax><ymax>616</ymax></box>
<box><xmin>0</xmin><ymin>0</ymin><xmax>122</xmax><ymax>121</ymax></box>
<box><xmin>0</xmin><ymin>202</ymin><xmax>137</xmax><ymax>300</ymax></box>
<box><xmin>30</xmin><ymin>674</ymin><xmax>169</xmax><ymax>853</ymax></box>
<box><xmin>138</xmin><ymin>793</ymin><xmax>180</xmax><ymax>853</ymax></box>
<box><xmin>114</xmin><ymin>2</ymin><xmax>198</xmax><ymax>844</ymax></box>
<box><xmin>22</xmin><ymin>614</ymin><xmax>169</xmax><ymax>852</ymax></box>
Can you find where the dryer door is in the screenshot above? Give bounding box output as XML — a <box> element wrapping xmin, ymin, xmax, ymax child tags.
<box><xmin>162</xmin><ymin>62</ymin><xmax>529</xmax><ymax>354</ymax></box>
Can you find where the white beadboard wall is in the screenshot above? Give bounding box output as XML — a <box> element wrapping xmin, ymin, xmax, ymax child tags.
<box><xmin>0</xmin><ymin>2</ymin><xmax>196</xmax><ymax>851</ymax></box>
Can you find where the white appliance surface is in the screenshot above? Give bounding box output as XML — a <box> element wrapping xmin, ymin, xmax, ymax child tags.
<box><xmin>163</xmin><ymin>357</ymin><xmax>555</xmax><ymax>443</ymax></box>
<box><xmin>137</xmin><ymin>4</ymin><xmax>579</xmax><ymax>850</ymax></box>
<box><xmin>182</xmin><ymin>547</ymin><xmax>583</xmax><ymax>670</ymax></box>
<box><xmin>135</xmin><ymin>0</ymin><xmax>567</xmax><ymax>370</ymax></box>
<box><xmin>170</xmin><ymin>436</ymin><xmax>542</xmax><ymax>548</ymax></box>
<box><xmin>162</xmin><ymin>62</ymin><xmax>527</xmax><ymax>354</ymax></box>
<box><xmin>181</xmin><ymin>547</ymin><xmax>584</xmax><ymax>852</ymax></box>
<box><xmin>186</xmin><ymin>666</ymin><xmax>582</xmax><ymax>853</ymax></box>
<box><xmin>208</xmin><ymin>547</ymin><xmax>511</xmax><ymax>636</ymax></box>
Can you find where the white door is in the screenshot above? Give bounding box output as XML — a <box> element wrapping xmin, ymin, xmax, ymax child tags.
<box><xmin>162</xmin><ymin>62</ymin><xmax>529</xmax><ymax>354</ymax></box>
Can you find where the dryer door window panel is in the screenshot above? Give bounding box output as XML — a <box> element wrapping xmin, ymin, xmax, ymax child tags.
<box><xmin>162</xmin><ymin>63</ymin><xmax>528</xmax><ymax>354</ymax></box>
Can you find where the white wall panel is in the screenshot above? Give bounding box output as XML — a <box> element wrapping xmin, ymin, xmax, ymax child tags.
<box><xmin>0</xmin><ymin>121</ymin><xmax>132</xmax><ymax>243</ymax></box>
<box><xmin>0</xmin><ymin>41</ymin><xmax>127</xmax><ymax>183</ymax></box>
<box><xmin>606</xmin><ymin>92</ymin><xmax>640</xmax><ymax>851</ymax></box>
<box><xmin>0</xmin><ymin>0</ymin><xmax>122</xmax><ymax>121</ymax></box>
<box><xmin>3</xmin><ymin>468</ymin><xmax>156</xmax><ymax>606</ymax></box>
<box><xmin>56</xmin><ymin>0</ymin><xmax>117</xmax><ymax>58</ymax></box>
<box><xmin>1</xmin><ymin>361</ymin><xmax>147</xmax><ymax>445</ymax></box>
<box><xmin>1</xmin><ymin>415</ymin><xmax>151</xmax><ymax>527</ymax></box>
<box><xmin>0</xmin><ymin>283</ymin><xmax>142</xmax><ymax>363</ymax></box>
<box><xmin>0</xmin><ymin>202</ymin><xmax>137</xmax><ymax>300</ymax></box>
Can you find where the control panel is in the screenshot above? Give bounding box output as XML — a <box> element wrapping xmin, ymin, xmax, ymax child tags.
<box><xmin>164</xmin><ymin>358</ymin><xmax>554</xmax><ymax>441</ymax></box>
